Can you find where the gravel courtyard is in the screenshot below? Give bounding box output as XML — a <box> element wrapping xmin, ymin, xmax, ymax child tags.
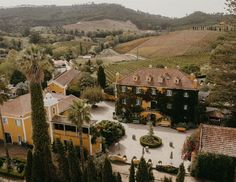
<box><xmin>91</xmin><ymin>101</ymin><xmax>195</xmax><ymax>167</ymax></box>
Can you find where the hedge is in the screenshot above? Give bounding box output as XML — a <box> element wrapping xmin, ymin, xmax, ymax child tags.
<box><xmin>156</xmin><ymin>165</ymin><xmax>178</xmax><ymax>174</ymax></box>
<box><xmin>140</xmin><ymin>135</ymin><xmax>162</xmax><ymax>148</ymax></box>
<box><xmin>192</xmin><ymin>152</ymin><xmax>236</xmax><ymax>182</ymax></box>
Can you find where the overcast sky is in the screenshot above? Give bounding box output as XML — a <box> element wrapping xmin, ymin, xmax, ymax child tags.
<box><xmin>0</xmin><ymin>0</ymin><xmax>227</xmax><ymax>17</ymax></box>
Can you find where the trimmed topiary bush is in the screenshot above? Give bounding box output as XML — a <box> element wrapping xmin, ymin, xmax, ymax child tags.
<box><xmin>140</xmin><ymin>135</ymin><xmax>162</xmax><ymax>148</ymax></box>
<box><xmin>156</xmin><ymin>165</ymin><xmax>178</xmax><ymax>174</ymax></box>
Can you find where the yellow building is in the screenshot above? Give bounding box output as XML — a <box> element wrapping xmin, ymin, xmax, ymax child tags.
<box><xmin>0</xmin><ymin>93</ymin><xmax>101</xmax><ymax>155</ymax></box>
<box><xmin>47</xmin><ymin>68</ymin><xmax>80</xmax><ymax>95</ymax></box>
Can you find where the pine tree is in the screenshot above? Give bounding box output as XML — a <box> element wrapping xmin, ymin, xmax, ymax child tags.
<box><xmin>55</xmin><ymin>139</ymin><xmax>70</xmax><ymax>182</ymax></box>
<box><xmin>176</xmin><ymin>163</ymin><xmax>185</xmax><ymax>182</ymax></box>
<box><xmin>68</xmin><ymin>144</ymin><xmax>82</xmax><ymax>182</ymax></box>
<box><xmin>97</xmin><ymin>66</ymin><xmax>106</xmax><ymax>89</ymax></box>
<box><xmin>129</xmin><ymin>160</ymin><xmax>135</xmax><ymax>182</ymax></box>
<box><xmin>136</xmin><ymin>157</ymin><xmax>149</xmax><ymax>182</ymax></box>
<box><xmin>32</xmin><ymin>152</ymin><xmax>44</xmax><ymax>182</ymax></box>
<box><xmin>86</xmin><ymin>157</ymin><xmax>97</xmax><ymax>182</ymax></box>
<box><xmin>102</xmin><ymin>157</ymin><xmax>115</xmax><ymax>182</ymax></box>
<box><xmin>25</xmin><ymin>150</ymin><xmax>33</xmax><ymax>182</ymax></box>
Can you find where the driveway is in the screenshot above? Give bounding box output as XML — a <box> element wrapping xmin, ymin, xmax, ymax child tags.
<box><xmin>91</xmin><ymin>101</ymin><xmax>195</xmax><ymax>167</ymax></box>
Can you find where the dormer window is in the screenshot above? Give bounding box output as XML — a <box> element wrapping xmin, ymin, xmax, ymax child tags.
<box><xmin>184</xmin><ymin>92</ymin><xmax>189</xmax><ymax>98</ymax></box>
<box><xmin>151</xmin><ymin>88</ymin><xmax>156</xmax><ymax>95</ymax></box>
<box><xmin>166</xmin><ymin>90</ymin><xmax>172</xmax><ymax>96</ymax></box>
<box><xmin>164</xmin><ymin>73</ymin><xmax>170</xmax><ymax>80</ymax></box>
<box><xmin>174</xmin><ymin>77</ymin><xmax>180</xmax><ymax>84</ymax></box>
<box><xmin>136</xmin><ymin>87</ymin><xmax>141</xmax><ymax>94</ymax></box>
<box><xmin>121</xmin><ymin>86</ymin><xmax>127</xmax><ymax>93</ymax></box>
<box><xmin>133</xmin><ymin>75</ymin><xmax>139</xmax><ymax>82</ymax></box>
<box><xmin>158</xmin><ymin>76</ymin><xmax>164</xmax><ymax>83</ymax></box>
<box><xmin>146</xmin><ymin>75</ymin><xmax>153</xmax><ymax>83</ymax></box>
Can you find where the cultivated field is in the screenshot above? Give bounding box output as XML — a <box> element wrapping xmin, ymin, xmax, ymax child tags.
<box><xmin>104</xmin><ymin>54</ymin><xmax>210</xmax><ymax>83</ymax></box>
<box><xmin>63</xmin><ymin>19</ymin><xmax>139</xmax><ymax>32</ymax></box>
<box><xmin>115</xmin><ymin>30</ymin><xmax>222</xmax><ymax>58</ymax></box>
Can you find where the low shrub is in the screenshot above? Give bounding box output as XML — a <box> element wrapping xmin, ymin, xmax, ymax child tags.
<box><xmin>140</xmin><ymin>135</ymin><xmax>162</xmax><ymax>148</ymax></box>
<box><xmin>156</xmin><ymin>165</ymin><xmax>178</xmax><ymax>174</ymax></box>
<box><xmin>16</xmin><ymin>163</ymin><xmax>25</xmax><ymax>174</ymax></box>
<box><xmin>0</xmin><ymin>159</ymin><xmax>3</xmax><ymax>168</ymax></box>
<box><xmin>96</xmin><ymin>120</ymin><xmax>125</xmax><ymax>146</ymax></box>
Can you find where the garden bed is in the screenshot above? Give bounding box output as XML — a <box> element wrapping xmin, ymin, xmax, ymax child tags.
<box><xmin>140</xmin><ymin>135</ymin><xmax>162</xmax><ymax>148</ymax></box>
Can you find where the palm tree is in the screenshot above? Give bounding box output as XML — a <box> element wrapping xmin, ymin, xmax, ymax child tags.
<box><xmin>68</xmin><ymin>99</ymin><xmax>91</xmax><ymax>170</ymax></box>
<box><xmin>0</xmin><ymin>79</ymin><xmax>10</xmax><ymax>171</ymax></box>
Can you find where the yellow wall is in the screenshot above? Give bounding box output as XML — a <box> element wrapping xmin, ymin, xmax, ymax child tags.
<box><xmin>1</xmin><ymin>117</ymin><xmax>24</xmax><ymax>144</ymax></box>
<box><xmin>53</xmin><ymin>130</ymin><xmax>101</xmax><ymax>155</ymax></box>
<box><xmin>24</xmin><ymin>117</ymin><xmax>33</xmax><ymax>144</ymax></box>
<box><xmin>47</xmin><ymin>82</ymin><xmax>65</xmax><ymax>95</ymax></box>
<box><xmin>142</xmin><ymin>100</ymin><xmax>150</xmax><ymax>110</ymax></box>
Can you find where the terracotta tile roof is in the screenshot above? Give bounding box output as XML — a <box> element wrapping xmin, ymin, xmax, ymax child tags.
<box><xmin>53</xmin><ymin>69</ymin><xmax>80</xmax><ymax>87</ymax></box>
<box><xmin>199</xmin><ymin>124</ymin><xmax>236</xmax><ymax>157</ymax></box>
<box><xmin>0</xmin><ymin>94</ymin><xmax>31</xmax><ymax>118</ymax></box>
<box><xmin>58</xmin><ymin>95</ymin><xmax>79</xmax><ymax>113</ymax></box>
<box><xmin>0</xmin><ymin>93</ymin><xmax>77</xmax><ymax>118</ymax></box>
<box><xmin>116</xmin><ymin>68</ymin><xmax>198</xmax><ymax>90</ymax></box>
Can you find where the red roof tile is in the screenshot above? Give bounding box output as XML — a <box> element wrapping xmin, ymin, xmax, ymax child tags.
<box><xmin>116</xmin><ymin>68</ymin><xmax>198</xmax><ymax>90</ymax></box>
<box><xmin>199</xmin><ymin>124</ymin><xmax>236</xmax><ymax>157</ymax></box>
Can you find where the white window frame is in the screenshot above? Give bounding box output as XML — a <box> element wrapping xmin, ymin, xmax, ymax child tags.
<box><xmin>184</xmin><ymin>105</ymin><xmax>188</xmax><ymax>110</ymax></box>
<box><xmin>2</xmin><ymin>117</ymin><xmax>8</xmax><ymax>125</ymax></box>
<box><xmin>122</xmin><ymin>98</ymin><xmax>127</xmax><ymax>105</ymax></box>
<box><xmin>166</xmin><ymin>90</ymin><xmax>172</xmax><ymax>96</ymax></box>
<box><xmin>136</xmin><ymin>87</ymin><xmax>141</xmax><ymax>94</ymax></box>
<box><xmin>121</xmin><ymin>86</ymin><xmax>127</xmax><ymax>93</ymax></box>
<box><xmin>151</xmin><ymin>88</ymin><xmax>156</xmax><ymax>95</ymax></box>
<box><xmin>184</xmin><ymin>92</ymin><xmax>189</xmax><ymax>98</ymax></box>
<box><xmin>136</xmin><ymin>99</ymin><xmax>141</xmax><ymax>106</ymax></box>
<box><xmin>167</xmin><ymin>103</ymin><xmax>172</xmax><ymax>109</ymax></box>
<box><xmin>15</xmin><ymin>119</ymin><xmax>22</xmax><ymax>127</ymax></box>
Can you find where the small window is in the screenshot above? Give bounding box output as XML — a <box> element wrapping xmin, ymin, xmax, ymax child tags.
<box><xmin>15</xmin><ymin>119</ymin><xmax>22</xmax><ymax>127</ymax></box>
<box><xmin>121</xmin><ymin>86</ymin><xmax>126</xmax><ymax>93</ymax></box>
<box><xmin>136</xmin><ymin>99</ymin><xmax>141</xmax><ymax>106</ymax></box>
<box><xmin>184</xmin><ymin>92</ymin><xmax>189</xmax><ymax>98</ymax></box>
<box><xmin>2</xmin><ymin>117</ymin><xmax>8</xmax><ymax>125</ymax></box>
<box><xmin>151</xmin><ymin>88</ymin><xmax>156</xmax><ymax>95</ymax></box>
<box><xmin>136</xmin><ymin>87</ymin><xmax>141</xmax><ymax>94</ymax></box>
<box><xmin>54</xmin><ymin>124</ymin><xmax>64</xmax><ymax>131</ymax></box>
<box><xmin>122</xmin><ymin>99</ymin><xmax>127</xmax><ymax>105</ymax></box>
<box><xmin>167</xmin><ymin>103</ymin><xmax>172</xmax><ymax>109</ymax></box>
<box><xmin>184</xmin><ymin>105</ymin><xmax>188</xmax><ymax>110</ymax></box>
<box><xmin>82</xmin><ymin>127</ymin><xmax>89</xmax><ymax>134</ymax></box>
<box><xmin>52</xmin><ymin>107</ymin><xmax>56</xmax><ymax>114</ymax></box>
<box><xmin>166</xmin><ymin>90</ymin><xmax>172</xmax><ymax>96</ymax></box>
<box><xmin>65</xmin><ymin>125</ymin><xmax>76</xmax><ymax>132</ymax></box>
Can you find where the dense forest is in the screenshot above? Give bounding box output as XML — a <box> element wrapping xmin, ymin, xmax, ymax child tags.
<box><xmin>0</xmin><ymin>3</ymin><xmax>228</xmax><ymax>33</ymax></box>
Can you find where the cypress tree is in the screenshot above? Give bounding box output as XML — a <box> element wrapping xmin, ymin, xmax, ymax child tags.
<box><xmin>55</xmin><ymin>139</ymin><xmax>70</xmax><ymax>182</ymax></box>
<box><xmin>68</xmin><ymin>144</ymin><xmax>82</xmax><ymax>182</ymax></box>
<box><xmin>115</xmin><ymin>172</ymin><xmax>122</xmax><ymax>182</ymax></box>
<box><xmin>176</xmin><ymin>163</ymin><xmax>185</xmax><ymax>182</ymax></box>
<box><xmin>26</xmin><ymin>47</ymin><xmax>54</xmax><ymax>182</ymax></box>
<box><xmin>129</xmin><ymin>160</ymin><xmax>135</xmax><ymax>182</ymax></box>
<box><xmin>148</xmin><ymin>167</ymin><xmax>155</xmax><ymax>182</ymax></box>
<box><xmin>86</xmin><ymin>157</ymin><xmax>97</xmax><ymax>182</ymax></box>
<box><xmin>136</xmin><ymin>157</ymin><xmax>149</xmax><ymax>182</ymax></box>
<box><xmin>25</xmin><ymin>150</ymin><xmax>33</xmax><ymax>182</ymax></box>
<box><xmin>97</xmin><ymin>66</ymin><xmax>106</xmax><ymax>89</ymax></box>
<box><xmin>102</xmin><ymin>157</ymin><xmax>115</xmax><ymax>182</ymax></box>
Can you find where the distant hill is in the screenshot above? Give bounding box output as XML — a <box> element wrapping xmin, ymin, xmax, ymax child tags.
<box><xmin>115</xmin><ymin>30</ymin><xmax>222</xmax><ymax>58</ymax></box>
<box><xmin>0</xmin><ymin>4</ymin><xmax>227</xmax><ymax>33</ymax></box>
<box><xmin>63</xmin><ymin>19</ymin><xmax>139</xmax><ymax>32</ymax></box>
